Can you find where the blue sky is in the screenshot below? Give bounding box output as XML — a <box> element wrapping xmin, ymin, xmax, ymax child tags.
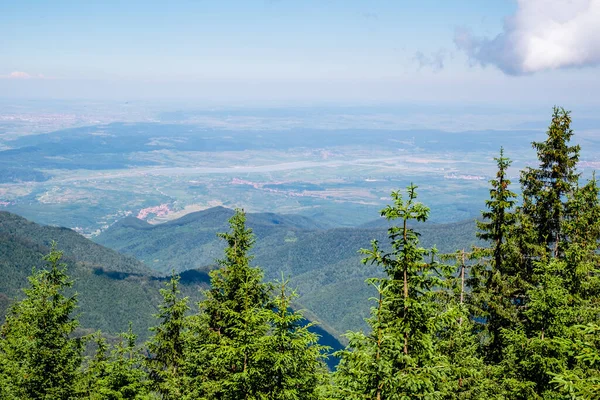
<box><xmin>1</xmin><ymin>0</ymin><xmax>599</xmax><ymax>106</ymax></box>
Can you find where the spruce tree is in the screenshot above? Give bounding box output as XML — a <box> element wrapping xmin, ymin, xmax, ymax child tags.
<box><xmin>145</xmin><ymin>273</ymin><xmax>189</xmax><ymax>399</ymax></box>
<box><xmin>91</xmin><ymin>324</ymin><xmax>151</xmax><ymax>399</ymax></box>
<box><xmin>437</xmin><ymin>250</ymin><xmax>499</xmax><ymax>399</ymax></box>
<box><xmin>183</xmin><ymin>209</ymin><xmax>273</xmax><ymax>400</ymax></box>
<box><xmin>332</xmin><ymin>282</ymin><xmax>394</xmax><ymax>400</ymax></box>
<box><xmin>78</xmin><ymin>332</ymin><xmax>110</xmax><ymax>398</ymax></box>
<box><xmin>435</xmin><ymin>302</ymin><xmax>497</xmax><ymax>399</ymax></box>
<box><xmin>333</xmin><ymin>185</ymin><xmax>454</xmax><ymax>399</ymax></box>
<box><xmin>498</xmin><ymin>178</ymin><xmax>600</xmax><ymax>398</ymax></box>
<box><xmin>560</xmin><ymin>175</ymin><xmax>600</xmax><ymax>296</ymax></box>
<box><xmin>476</xmin><ymin>147</ymin><xmax>517</xmax><ymax>272</ymax></box>
<box><xmin>495</xmin><ymin>108</ymin><xmax>600</xmax><ymax>398</ymax></box>
<box><xmin>470</xmin><ymin>148</ymin><xmax>520</xmax><ymax>362</ymax></box>
<box><xmin>0</xmin><ymin>244</ymin><xmax>84</xmax><ymax>399</ymax></box>
<box><xmin>259</xmin><ymin>278</ymin><xmax>328</xmax><ymax>400</ymax></box>
<box><xmin>520</xmin><ymin>106</ymin><xmax>580</xmax><ymax>257</ymax></box>
<box><xmin>550</xmin><ymin>322</ymin><xmax>600</xmax><ymax>398</ymax></box>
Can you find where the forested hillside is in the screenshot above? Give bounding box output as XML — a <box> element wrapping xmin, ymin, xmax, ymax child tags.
<box><xmin>0</xmin><ymin>211</ymin><xmax>343</xmax><ymax>360</ymax></box>
<box><xmin>0</xmin><ymin>213</ymin><xmax>209</xmax><ymax>338</ymax></box>
<box><xmin>96</xmin><ymin>207</ymin><xmax>480</xmax><ymax>334</ymax></box>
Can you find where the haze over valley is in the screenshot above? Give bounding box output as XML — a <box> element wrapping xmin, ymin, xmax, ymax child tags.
<box><xmin>2</xmin><ymin>102</ymin><xmax>600</xmax><ymax>237</ymax></box>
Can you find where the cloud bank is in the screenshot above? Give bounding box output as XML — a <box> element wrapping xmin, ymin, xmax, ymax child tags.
<box><xmin>7</xmin><ymin>71</ymin><xmax>32</xmax><ymax>79</ymax></box>
<box><xmin>455</xmin><ymin>0</ymin><xmax>600</xmax><ymax>75</ymax></box>
<box><xmin>1</xmin><ymin>71</ymin><xmax>48</xmax><ymax>79</ymax></box>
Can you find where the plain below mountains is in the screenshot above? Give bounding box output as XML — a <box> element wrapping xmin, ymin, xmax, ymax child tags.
<box><xmin>95</xmin><ymin>206</ymin><xmax>481</xmax><ymax>336</ymax></box>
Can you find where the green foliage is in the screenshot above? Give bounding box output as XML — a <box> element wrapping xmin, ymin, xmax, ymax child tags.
<box><xmin>470</xmin><ymin>148</ymin><xmax>521</xmax><ymax>362</ymax></box>
<box><xmin>0</xmin><ymin>213</ymin><xmax>207</xmax><ymax>341</ymax></box>
<box><xmin>259</xmin><ymin>278</ymin><xmax>329</xmax><ymax>400</ymax></box>
<box><xmin>87</xmin><ymin>324</ymin><xmax>152</xmax><ymax>399</ymax></box>
<box><xmin>520</xmin><ymin>106</ymin><xmax>580</xmax><ymax>257</ymax></box>
<box><xmin>485</xmin><ymin>107</ymin><xmax>600</xmax><ymax>398</ymax></box>
<box><xmin>476</xmin><ymin>147</ymin><xmax>518</xmax><ymax>271</ymax></box>
<box><xmin>183</xmin><ymin>209</ymin><xmax>275</xmax><ymax>399</ymax></box>
<box><xmin>334</xmin><ymin>185</ymin><xmax>459</xmax><ymax>399</ymax></box>
<box><xmin>79</xmin><ymin>332</ymin><xmax>110</xmax><ymax>398</ymax></box>
<box><xmin>95</xmin><ymin>206</ymin><xmax>481</xmax><ymax>336</ymax></box>
<box><xmin>0</xmin><ymin>244</ymin><xmax>84</xmax><ymax>399</ymax></box>
<box><xmin>145</xmin><ymin>273</ymin><xmax>189</xmax><ymax>399</ymax></box>
<box><xmin>550</xmin><ymin>323</ymin><xmax>600</xmax><ymax>399</ymax></box>
<box><xmin>2</xmin><ymin>105</ymin><xmax>600</xmax><ymax>399</ymax></box>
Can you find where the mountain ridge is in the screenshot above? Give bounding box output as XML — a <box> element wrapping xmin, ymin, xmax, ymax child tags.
<box><xmin>96</xmin><ymin>206</ymin><xmax>482</xmax><ymax>335</ymax></box>
<box><xmin>0</xmin><ymin>210</ymin><xmax>344</xmax><ymax>362</ymax></box>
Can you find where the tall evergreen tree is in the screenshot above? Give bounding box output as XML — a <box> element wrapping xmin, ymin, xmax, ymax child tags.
<box><xmin>550</xmin><ymin>322</ymin><xmax>600</xmax><ymax>399</ymax></box>
<box><xmin>476</xmin><ymin>147</ymin><xmax>517</xmax><ymax>271</ymax></box>
<box><xmin>498</xmin><ymin>179</ymin><xmax>600</xmax><ymax>398</ymax></box>
<box><xmin>259</xmin><ymin>278</ymin><xmax>328</xmax><ymax>400</ymax></box>
<box><xmin>91</xmin><ymin>324</ymin><xmax>151</xmax><ymax>399</ymax></box>
<box><xmin>495</xmin><ymin>108</ymin><xmax>600</xmax><ymax>398</ymax></box>
<box><xmin>0</xmin><ymin>244</ymin><xmax>84</xmax><ymax>399</ymax></box>
<box><xmin>184</xmin><ymin>209</ymin><xmax>273</xmax><ymax>400</ymax></box>
<box><xmin>560</xmin><ymin>175</ymin><xmax>600</xmax><ymax>296</ymax></box>
<box><xmin>332</xmin><ymin>282</ymin><xmax>394</xmax><ymax>400</ymax></box>
<box><xmin>78</xmin><ymin>332</ymin><xmax>110</xmax><ymax>399</ymax></box>
<box><xmin>470</xmin><ymin>148</ymin><xmax>520</xmax><ymax>362</ymax></box>
<box><xmin>520</xmin><ymin>106</ymin><xmax>580</xmax><ymax>257</ymax></box>
<box><xmin>435</xmin><ymin>297</ymin><xmax>497</xmax><ymax>399</ymax></box>
<box><xmin>145</xmin><ymin>273</ymin><xmax>189</xmax><ymax>399</ymax></box>
<box><xmin>333</xmin><ymin>185</ymin><xmax>455</xmax><ymax>399</ymax></box>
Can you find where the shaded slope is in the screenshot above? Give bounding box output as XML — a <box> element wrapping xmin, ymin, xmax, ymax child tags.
<box><xmin>0</xmin><ymin>211</ymin><xmax>154</xmax><ymax>275</ymax></box>
<box><xmin>0</xmin><ymin>211</ymin><xmax>343</xmax><ymax>358</ymax></box>
<box><xmin>0</xmin><ymin>212</ymin><xmax>210</xmax><ymax>340</ymax></box>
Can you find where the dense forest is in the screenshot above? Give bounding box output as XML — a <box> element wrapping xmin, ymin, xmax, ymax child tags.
<box><xmin>1</xmin><ymin>107</ymin><xmax>599</xmax><ymax>399</ymax></box>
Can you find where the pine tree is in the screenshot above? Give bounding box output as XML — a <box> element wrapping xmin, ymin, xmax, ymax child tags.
<box><xmin>259</xmin><ymin>278</ymin><xmax>328</xmax><ymax>400</ymax></box>
<box><xmin>332</xmin><ymin>282</ymin><xmax>394</xmax><ymax>400</ymax></box>
<box><xmin>560</xmin><ymin>175</ymin><xmax>600</xmax><ymax>296</ymax></box>
<box><xmin>520</xmin><ymin>106</ymin><xmax>580</xmax><ymax>258</ymax></box>
<box><xmin>470</xmin><ymin>148</ymin><xmax>520</xmax><ymax>362</ymax></box>
<box><xmin>476</xmin><ymin>147</ymin><xmax>517</xmax><ymax>272</ymax></box>
<box><xmin>437</xmin><ymin>250</ymin><xmax>500</xmax><ymax>399</ymax></box>
<box><xmin>183</xmin><ymin>209</ymin><xmax>273</xmax><ymax>399</ymax></box>
<box><xmin>92</xmin><ymin>324</ymin><xmax>151</xmax><ymax>399</ymax></box>
<box><xmin>78</xmin><ymin>332</ymin><xmax>110</xmax><ymax>398</ymax></box>
<box><xmin>550</xmin><ymin>322</ymin><xmax>600</xmax><ymax>399</ymax></box>
<box><xmin>498</xmin><ymin>177</ymin><xmax>600</xmax><ymax>398</ymax></box>
<box><xmin>333</xmin><ymin>185</ymin><xmax>454</xmax><ymax>399</ymax></box>
<box><xmin>145</xmin><ymin>273</ymin><xmax>189</xmax><ymax>399</ymax></box>
<box><xmin>496</xmin><ymin>108</ymin><xmax>600</xmax><ymax>398</ymax></box>
<box><xmin>0</xmin><ymin>244</ymin><xmax>84</xmax><ymax>399</ymax></box>
<box><xmin>435</xmin><ymin>303</ymin><xmax>498</xmax><ymax>399</ymax></box>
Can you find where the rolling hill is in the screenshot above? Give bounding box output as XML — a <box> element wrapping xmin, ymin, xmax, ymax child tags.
<box><xmin>0</xmin><ymin>211</ymin><xmax>344</xmax><ymax>366</ymax></box>
<box><xmin>95</xmin><ymin>206</ymin><xmax>482</xmax><ymax>335</ymax></box>
<box><xmin>0</xmin><ymin>211</ymin><xmax>210</xmax><ymax>340</ymax></box>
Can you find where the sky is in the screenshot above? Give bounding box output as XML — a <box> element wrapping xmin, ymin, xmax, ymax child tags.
<box><xmin>1</xmin><ymin>0</ymin><xmax>599</xmax><ymax>107</ymax></box>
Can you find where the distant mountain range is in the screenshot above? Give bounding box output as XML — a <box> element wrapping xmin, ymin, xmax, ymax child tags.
<box><xmin>95</xmin><ymin>206</ymin><xmax>482</xmax><ymax>336</ymax></box>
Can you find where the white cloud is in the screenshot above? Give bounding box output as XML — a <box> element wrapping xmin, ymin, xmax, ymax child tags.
<box><xmin>0</xmin><ymin>71</ymin><xmax>51</xmax><ymax>79</ymax></box>
<box><xmin>455</xmin><ymin>0</ymin><xmax>600</xmax><ymax>75</ymax></box>
<box><xmin>8</xmin><ymin>71</ymin><xmax>32</xmax><ymax>79</ymax></box>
